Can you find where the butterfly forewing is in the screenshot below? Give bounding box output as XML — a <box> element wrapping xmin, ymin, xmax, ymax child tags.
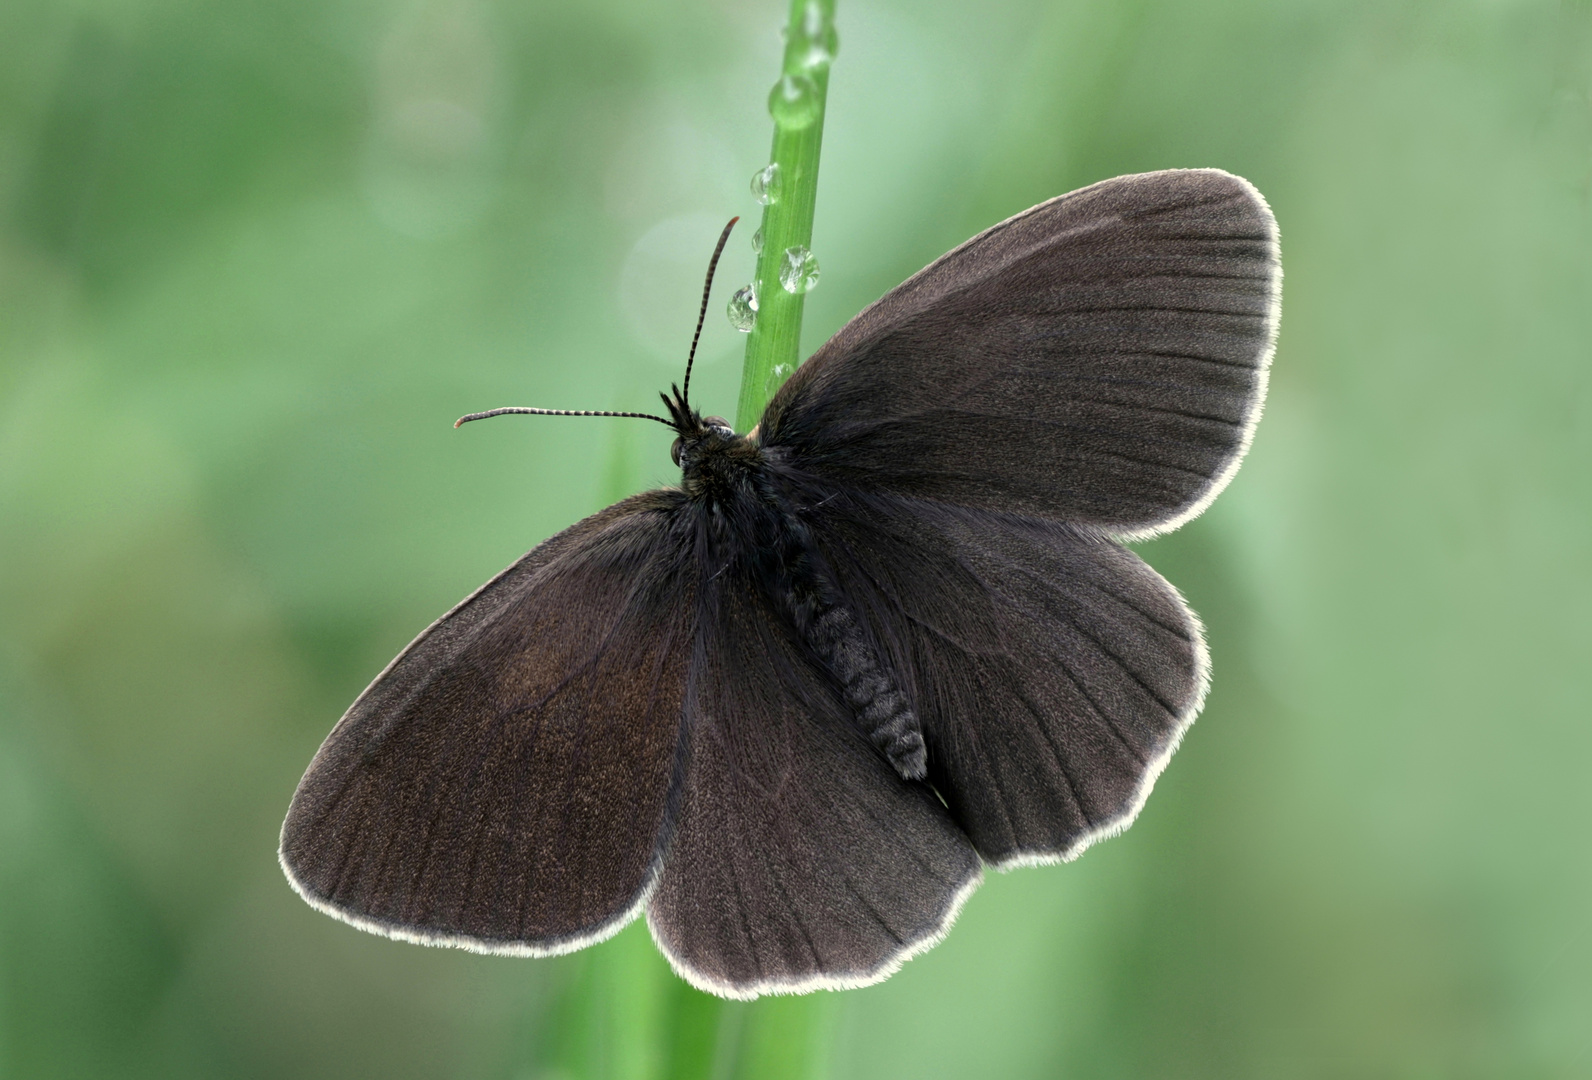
<box><xmin>280</xmin><ymin>491</ymin><xmax>695</xmax><ymax>953</ymax></box>
<box><xmin>646</xmin><ymin>553</ymin><xmax>981</xmax><ymax>997</ymax></box>
<box><xmin>760</xmin><ymin>169</ymin><xmax>1279</xmax><ymax>538</ymax></box>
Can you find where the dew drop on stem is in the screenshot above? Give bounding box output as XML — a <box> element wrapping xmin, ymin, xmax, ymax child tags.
<box><xmin>727</xmin><ymin>283</ymin><xmax>759</xmax><ymax>331</ymax></box>
<box><xmin>779</xmin><ymin>246</ymin><xmax>820</xmax><ymax>294</ymax></box>
<box><xmin>768</xmin><ymin>73</ymin><xmax>820</xmax><ymax>130</ymax></box>
<box><xmin>751</xmin><ymin>163</ymin><xmax>781</xmax><ymax>205</ymax></box>
<box><xmin>786</xmin><ymin>0</ymin><xmax>838</xmax><ymax>70</ymax></box>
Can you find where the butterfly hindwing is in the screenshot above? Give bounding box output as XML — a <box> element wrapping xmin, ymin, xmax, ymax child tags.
<box><xmin>280</xmin><ymin>491</ymin><xmax>695</xmax><ymax>953</ymax></box>
<box><xmin>646</xmin><ymin>549</ymin><xmax>982</xmax><ymax>997</ymax></box>
<box><xmin>799</xmin><ymin>486</ymin><xmax>1205</xmax><ymax>866</ymax></box>
<box><xmin>761</xmin><ymin>168</ymin><xmax>1279</xmax><ymax>539</ymax></box>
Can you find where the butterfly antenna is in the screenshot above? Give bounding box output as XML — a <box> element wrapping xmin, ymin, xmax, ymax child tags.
<box><xmin>457</xmin><ymin>218</ymin><xmax>737</xmax><ymax>434</ymax></box>
<box><xmin>680</xmin><ymin>216</ymin><xmax>739</xmax><ymax>411</ymax></box>
<box><xmin>455</xmin><ymin>407</ymin><xmax>677</xmax><ymax>429</ymax></box>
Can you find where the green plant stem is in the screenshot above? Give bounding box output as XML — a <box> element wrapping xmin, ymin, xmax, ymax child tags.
<box><xmin>735</xmin><ymin>0</ymin><xmax>837</xmax><ymax>431</ymax></box>
<box><xmin>719</xmin><ymin>3</ymin><xmax>840</xmax><ymax>1078</ymax></box>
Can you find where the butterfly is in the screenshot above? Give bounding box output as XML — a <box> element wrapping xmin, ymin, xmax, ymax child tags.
<box><xmin>279</xmin><ymin>168</ymin><xmax>1280</xmax><ymax>998</ymax></box>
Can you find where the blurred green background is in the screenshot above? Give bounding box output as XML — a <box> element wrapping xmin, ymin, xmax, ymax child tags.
<box><xmin>2</xmin><ymin>0</ymin><xmax>1589</xmax><ymax>1076</ymax></box>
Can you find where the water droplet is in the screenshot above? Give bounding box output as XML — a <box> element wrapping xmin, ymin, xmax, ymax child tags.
<box><xmin>779</xmin><ymin>246</ymin><xmax>820</xmax><ymax>294</ymax></box>
<box><xmin>773</xmin><ymin>362</ymin><xmax>792</xmax><ymax>378</ymax></box>
<box><xmin>801</xmin><ymin>0</ymin><xmax>831</xmax><ymax>38</ymax></box>
<box><xmin>767</xmin><ymin>74</ymin><xmax>820</xmax><ymax>130</ymax></box>
<box><xmin>787</xmin><ymin>0</ymin><xmax>839</xmax><ymax>69</ymax></box>
<box><xmin>727</xmin><ymin>283</ymin><xmax>758</xmax><ymax>332</ymax></box>
<box><xmin>751</xmin><ymin>228</ymin><xmax>764</xmax><ymax>254</ymax></box>
<box><xmin>750</xmin><ymin>164</ymin><xmax>781</xmax><ymax>205</ymax></box>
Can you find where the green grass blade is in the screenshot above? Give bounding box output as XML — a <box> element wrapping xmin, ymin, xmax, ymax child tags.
<box><xmin>735</xmin><ymin>0</ymin><xmax>838</xmax><ymax>431</ymax></box>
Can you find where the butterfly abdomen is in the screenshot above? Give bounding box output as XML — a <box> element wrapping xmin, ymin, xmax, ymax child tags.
<box><xmin>735</xmin><ymin>462</ymin><xmax>928</xmax><ymax>782</ymax></box>
<box><xmin>803</xmin><ymin>602</ymin><xmax>928</xmax><ymax>780</ymax></box>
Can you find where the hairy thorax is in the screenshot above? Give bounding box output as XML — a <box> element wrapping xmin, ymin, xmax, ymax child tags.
<box><xmin>678</xmin><ymin>429</ymin><xmax>763</xmax><ymax>505</ymax></box>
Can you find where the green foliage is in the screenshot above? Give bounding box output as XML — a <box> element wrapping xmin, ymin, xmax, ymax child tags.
<box><xmin>2</xmin><ymin>0</ymin><xmax>1590</xmax><ymax>1078</ymax></box>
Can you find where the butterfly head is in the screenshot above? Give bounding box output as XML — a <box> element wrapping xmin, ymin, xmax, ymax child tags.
<box><xmin>662</xmin><ymin>384</ymin><xmax>740</xmax><ymax>474</ymax></box>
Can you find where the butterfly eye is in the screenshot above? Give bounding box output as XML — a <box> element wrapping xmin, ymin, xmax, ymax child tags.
<box><xmin>671</xmin><ymin>438</ymin><xmax>684</xmax><ymax>467</ymax></box>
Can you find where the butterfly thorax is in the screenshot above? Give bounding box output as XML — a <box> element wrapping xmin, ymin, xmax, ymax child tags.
<box><xmin>677</xmin><ymin>427</ymin><xmax>763</xmax><ymax>506</ymax></box>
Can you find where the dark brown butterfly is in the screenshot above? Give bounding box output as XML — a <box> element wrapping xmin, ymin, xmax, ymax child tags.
<box><xmin>279</xmin><ymin>169</ymin><xmax>1280</xmax><ymax>998</ymax></box>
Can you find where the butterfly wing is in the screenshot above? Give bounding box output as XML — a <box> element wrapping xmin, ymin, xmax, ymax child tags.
<box><xmin>280</xmin><ymin>491</ymin><xmax>695</xmax><ymax>954</ymax></box>
<box><xmin>646</xmin><ymin>550</ymin><xmax>981</xmax><ymax>997</ymax></box>
<box><xmin>799</xmin><ymin>488</ymin><xmax>1205</xmax><ymax>865</ymax></box>
<box><xmin>760</xmin><ymin>168</ymin><xmax>1279</xmax><ymax>540</ymax></box>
